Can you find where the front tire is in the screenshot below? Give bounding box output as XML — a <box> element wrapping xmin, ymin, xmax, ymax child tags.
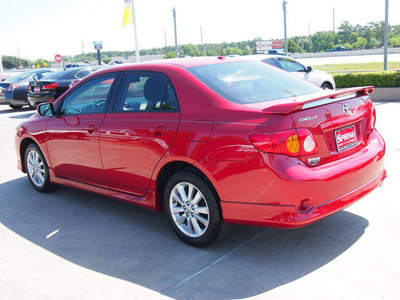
<box><xmin>24</xmin><ymin>144</ymin><xmax>56</xmax><ymax>193</ymax></box>
<box><xmin>164</xmin><ymin>172</ymin><xmax>229</xmax><ymax>247</ymax></box>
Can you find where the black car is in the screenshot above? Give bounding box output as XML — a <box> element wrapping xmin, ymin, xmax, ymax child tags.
<box><xmin>27</xmin><ymin>67</ymin><xmax>93</xmax><ymax>107</ymax></box>
<box><xmin>0</xmin><ymin>69</ymin><xmax>53</xmax><ymax>109</ymax></box>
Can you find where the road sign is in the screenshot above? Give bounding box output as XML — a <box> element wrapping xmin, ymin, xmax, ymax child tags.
<box><xmin>55</xmin><ymin>54</ymin><xmax>63</xmax><ymax>63</ymax></box>
<box><xmin>93</xmin><ymin>41</ymin><xmax>103</xmax><ymax>50</ymax></box>
<box><xmin>256</xmin><ymin>41</ymin><xmax>284</xmax><ymax>53</ymax></box>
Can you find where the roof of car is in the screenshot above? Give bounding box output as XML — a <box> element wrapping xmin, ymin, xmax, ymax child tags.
<box><xmin>239</xmin><ymin>54</ymin><xmax>293</xmax><ymax>61</ymax></box>
<box><xmin>94</xmin><ymin>56</ymin><xmax>249</xmax><ymax>73</ymax></box>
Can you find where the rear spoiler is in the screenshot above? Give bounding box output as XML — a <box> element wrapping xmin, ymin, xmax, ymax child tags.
<box><xmin>261</xmin><ymin>86</ymin><xmax>374</xmax><ymax>114</ymax></box>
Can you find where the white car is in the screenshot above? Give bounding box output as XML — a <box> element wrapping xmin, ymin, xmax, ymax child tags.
<box><xmin>244</xmin><ymin>55</ymin><xmax>336</xmax><ymax>89</ymax></box>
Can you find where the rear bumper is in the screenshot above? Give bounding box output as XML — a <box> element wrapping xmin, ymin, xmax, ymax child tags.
<box><xmin>218</xmin><ymin>130</ymin><xmax>386</xmax><ymax>228</ymax></box>
<box><xmin>221</xmin><ymin>169</ymin><xmax>386</xmax><ymax>228</ymax></box>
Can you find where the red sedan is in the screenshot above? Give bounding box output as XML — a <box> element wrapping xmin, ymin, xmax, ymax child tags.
<box><xmin>15</xmin><ymin>57</ymin><xmax>386</xmax><ymax>247</ymax></box>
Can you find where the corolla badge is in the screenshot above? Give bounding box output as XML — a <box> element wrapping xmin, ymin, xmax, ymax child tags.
<box><xmin>298</xmin><ymin>115</ymin><xmax>317</xmax><ymax>122</ymax></box>
<box><xmin>342</xmin><ymin>103</ymin><xmax>351</xmax><ymax>115</ymax></box>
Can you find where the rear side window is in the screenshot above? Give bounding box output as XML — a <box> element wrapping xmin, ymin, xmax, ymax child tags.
<box><xmin>188</xmin><ymin>61</ymin><xmax>320</xmax><ymax>104</ymax></box>
<box><xmin>263</xmin><ymin>58</ymin><xmax>279</xmax><ymax>67</ymax></box>
<box><xmin>277</xmin><ymin>58</ymin><xmax>306</xmax><ymax>72</ymax></box>
<box><xmin>114</xmin><ymin>73</ymin><xmax>179</xmax><ymax>112</ymax></box>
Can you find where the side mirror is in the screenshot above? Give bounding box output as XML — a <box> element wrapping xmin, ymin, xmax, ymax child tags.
<box><xmin>37</xmin><ymin>102</ymin><xmax>54</xmax><ymax>116</ymax></box>
<box><xmin>307</xmin><ymin>66</ymin><xmax>313</xmax><ymax>72</ymax></box>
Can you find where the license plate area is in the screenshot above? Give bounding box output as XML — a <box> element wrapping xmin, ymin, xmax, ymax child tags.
<box><xmin>335</xmin><ymin>124</ymin><xmax>357</xmax><ymax>152</ymax></box>
<box><xmin>34</xmin><ymin>86</ymin><xmax>41</xmax><ymax>93</ymax></box>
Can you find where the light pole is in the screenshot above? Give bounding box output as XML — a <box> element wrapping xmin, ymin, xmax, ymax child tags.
<box><xmin>173</xmin><ymin>7</ymin><xmax>178</xmax><ymax>58</ymax></box>
<box><xmin>132</xmin><ymin>0</ymin><xmax>140</xmax><ymax>63</ymax></box>
<box><xmin>283</xmin><ymin>1</ymin><xmax>288</xmax><ymax>55</ymax></box>
<box><xmin>384</xmin><ymin>0</ymin><xmax>389</xmax><ymax>70</ymax></box>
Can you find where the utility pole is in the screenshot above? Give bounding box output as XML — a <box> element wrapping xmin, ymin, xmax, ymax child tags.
<box><xmin>384</xmin><ymin>0</ymin><xmax>389</xmax><ymax>70</ymax></box>
<box><xmin>333</xmin><ymin>8</ymin><xmax>336</xmax><ymax>45</ymax></box>
<box><xmin>17</xmin><ymin>45</ymin><xmax>21</xmax><ymax>68</ymax></box>
<box><xmin>283</xmin><ymin>1</ymin><xmax>288</xmax><ymax>55</ymax></box>
<box><xmin>200</xmin><ymin>26</ymin><xmax>205</xmax><ymax>56</ymax></box>
<box><xmin>173</xmin><ymin>7</ymin><xmax>178</xmax><ymax>58</ymax></box>
<box><xmin>164</xmin><ymin>28</ymin><xmax>167</xmax><ymax>54</ymax></box>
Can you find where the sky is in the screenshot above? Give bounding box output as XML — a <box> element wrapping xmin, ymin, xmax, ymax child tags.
<box><xmin>1</xmin><ymin>0</ymin><xmax>399</xmax><ymax>61</ymax></box>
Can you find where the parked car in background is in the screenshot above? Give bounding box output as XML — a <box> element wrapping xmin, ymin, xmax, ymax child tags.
<box><xmin>65</xmin><ymin>63</ymin><xmax>91</xmax><ymax>68</ymax></box>
<box><xmin>0</xmin><ymin>69</ymin><xmax>53</xmax><ymax>109</ymax></box>
<box><xmin>244</xmin><ymin>55</ymin><xmax>336</xmax><ymax>89</ymax></box>
<box><xmin>267</xmin><ymin>49</ymin><xmax>286</xmax><ymax>55</ymax></box>
<box><xmin>16</xmin><ymin>57</ymin><xmax>385</xmax><ymax>247</ymax></box>
<box><xmin>27</xmin><ymin>67</ymin><xmax>93</xmax><ymax>107</ymax></box>
<box><xmin>326</xmin><ymin>46</ymin><xmax>354</xmax><ymax>52</ymax></box>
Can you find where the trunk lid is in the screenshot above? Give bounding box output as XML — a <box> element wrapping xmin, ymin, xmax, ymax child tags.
<box><xmin>290</xmin><ymin>88</ymin><xmax>375</xmax><ymax>166</ymax></box>
<box><xmin>247</xmin><ymin>87</ymin><xmax>376</xmax><ymax>166</ymax></box>
<box><xmin>29</xmin><ymin>80</ymin><xmax>58</xmax><ymax>95</ymax></box>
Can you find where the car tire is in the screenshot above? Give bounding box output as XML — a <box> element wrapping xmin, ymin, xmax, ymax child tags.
<box><xmin>9</xmin><ymin>104</ymin><xmax>23</xmax><ymax>109</ymax></box>
<box><xmin>24</xmin><ymin>144</ymin><xmax>56</xmax><ymax>193</ymax></box>
<box><xmin>164</xmin><ymin>172</ymin><xmax>230</xmax><ymax>247</ymax></box>
<box><xmin>321</xmin><ymin>82</ymin><xmax>333</xmax><ymax>89</ymax></box>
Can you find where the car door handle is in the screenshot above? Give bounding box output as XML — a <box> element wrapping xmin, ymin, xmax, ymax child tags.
<box><xmin>149</xmin><ymin>125</ymin><xmax>169</xmax><ymax>134</ymax></box>
<box><xmin>86</xmin><ymin>123</ymin><xmax>98</xmax><ymax>134</ymax></box>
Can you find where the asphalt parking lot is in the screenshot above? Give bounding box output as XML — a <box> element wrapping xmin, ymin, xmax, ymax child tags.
<box><xmin>0</xmin><ymin>101</ymin><xmax>399</xmax><ymax>300</ymax></box>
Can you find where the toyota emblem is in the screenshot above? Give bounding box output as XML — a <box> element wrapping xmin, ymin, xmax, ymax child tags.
<box><xmin>342</xmin><ymin>103</ymin><xmax>351</xmax><ymax>115</ymax></box>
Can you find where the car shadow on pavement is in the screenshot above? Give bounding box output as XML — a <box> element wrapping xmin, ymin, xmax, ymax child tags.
<box><xmin>9</xmin><ymin>112</ymin><xmax>35</xmax><ymax>119</ymax></box>
<box><xmin>0</xmin><ymin>177</ymin><xmax>369</xmax><ymax>299</ymax></box>
<box><xmin>0</xmin><ymin>106</ymin><xmax>34</xmax><ymax>115</ymax></box>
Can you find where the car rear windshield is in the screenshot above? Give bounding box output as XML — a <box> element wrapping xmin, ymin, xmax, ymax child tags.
<box><xmin>42</xmin><ymin>68</ymin><xmax>86</xmax><ymax>80</ymax></box>
<box><xmin>188</xmin><ymin>61</ymin><xmax>321</xmax><ymax>104</ymax></box>
<box><xmin>7</xmin><ymin>71</ymin><xmax>37</xmax><ymax>83</ymax></box>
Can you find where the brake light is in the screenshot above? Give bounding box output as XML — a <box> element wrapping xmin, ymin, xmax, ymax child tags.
<box><xmin>367</xmin><ymin>105</ymin><xmax>376</xmax><ymax>136</ymax></box>
<box><xmin>8</xmin><ymin>84</ymin><xmax>21</xmax><ymax>91</ymax></box>
<box><xmin>43</xmin><ymin>82</ymin><xmax>59</xmax><ymax>89</ymax></box>
<box><xmin>250</xmin><ymin>129</ymin><xmax>318</xmax><ymax>157</ymax></box>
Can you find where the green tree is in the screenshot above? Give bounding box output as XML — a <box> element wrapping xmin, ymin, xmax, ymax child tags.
<box><xmin>164</xmin><ymin>51</ymin><xmax>177</xmax><ymax>59</ymax></box>
<box><xmin>1</xmin><ymin>56</ymin><xmax>30</xmax><ymax>69</ymax></box>
<box><xmin>34</xmin><ymin>58</ymin><xmax>49</xmax><ymax>68</ymax></box>
<box><xmin>352</xmin><ymin>37</ymin><xmax>368</xmax><ymax>49</ymax></box>
<box><xmin>311</xmin><ymin>31</ymin><xmax>334</xmax><ymax>52</ymax></box>
<box><xmin>389</xmin><ymin>36</ymin><xmax>400</xmax><ymax>47</ymax></box>
<box><xmin>337</xmin><ymin>21</ymin><xmax>354</xmax><ymax>45</ymax></box>
<box><xmin>367</xmin><ymin>37</ymin><xmax>379</xmax><ymax>49</ymax></box>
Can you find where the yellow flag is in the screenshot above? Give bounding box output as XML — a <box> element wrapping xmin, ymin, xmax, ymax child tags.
<box><xmin>123</xmin><ymin>0</ymin><xmax>133</xmax><ymax>27</ymax></box>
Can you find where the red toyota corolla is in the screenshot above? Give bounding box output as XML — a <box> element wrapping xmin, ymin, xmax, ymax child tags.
<box><xmin>15</xmin><ymin>57</ymin><xmax>386</xmax><ymax>247</ymax></box>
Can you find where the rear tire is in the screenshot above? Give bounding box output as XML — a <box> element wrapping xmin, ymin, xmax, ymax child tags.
<box><xmin>9</xmin><ymin>104</ymin><xmax>23</xmax><ymax>109</ymax></box>
<box><xmin>321</xmin><ymin>82</ymin><xmax>333</xmax><ymax>89</ymax></box>
<box><xmin>24</xmin><ymin>144</ymin><xmax>56</xmax><ymax>193</ymax></box>
<box><xmin>164</xmin><ymin>172</ymin><xmax>230</xmax><ymax>247</ymax></box>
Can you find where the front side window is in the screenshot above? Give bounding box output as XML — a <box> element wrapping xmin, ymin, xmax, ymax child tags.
<box><xmin>59</xmin><ymin>75</ymin><xmax>116</xmax><ymax>115</ymax></box>
<box><xmin>114</xmin><ymin>73</ymin><xmax>179</xmax><ymax>112</ymax></box>
<box><xmin>188</xmin><ymin>61</ymin><xmax>320</xmax><ymax>104</ymax></box>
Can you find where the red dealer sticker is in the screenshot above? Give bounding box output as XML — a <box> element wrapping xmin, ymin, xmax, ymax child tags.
<box><xmin>335</xmin><ymin>124</ymin><xmax>357</xmax><ymax>152</ymax></box>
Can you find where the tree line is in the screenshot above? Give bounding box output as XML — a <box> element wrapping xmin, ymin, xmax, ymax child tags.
<box><xmin>2</xmin><ymin>21</ymin><xmax>399</xmax><ymax>69</ymax></box>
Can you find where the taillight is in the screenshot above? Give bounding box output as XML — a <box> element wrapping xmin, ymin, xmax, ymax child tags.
<box><xmin>8</xmin><ymin>84</ymin><xmax>21</xmax><ymax>91</ymax></box>
<box><xmin>250</xmin><ymin>129</ymin><xmax>318</xmax><ymax>157</ymax></box>
<box><xmin>43</xmin><ymin>82</ymin><xmax>59</xmax><ymax>89</ymax></box>
<box><xmin>367</xmin><ymin>105</ymin><xmax>376</xmax><ymax>136</ymax></box>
